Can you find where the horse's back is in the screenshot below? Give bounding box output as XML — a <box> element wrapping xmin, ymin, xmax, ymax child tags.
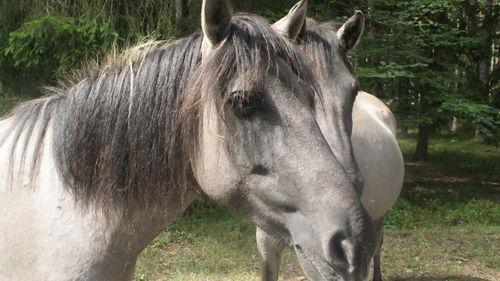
<box><xmin>0</xmin><ymin>117</ymin><xmax>76</xmax><ymax>280</ymax></box>
<box><xmin>352</xmin><ymin>92</ymin><xmax>404</xmax><ymax>219</ymax></box>
<box><xmin>0</xmin><ymin>117</ymin><xmax>112</xmax><ymax>281</ymax></box>
<box><xmin>0</xmin><ymin>115</ymin><xmax>197</xmax><ymax>281</ymax></box>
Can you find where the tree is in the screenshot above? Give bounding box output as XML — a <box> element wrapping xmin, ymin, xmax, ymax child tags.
<box><xmin>349</xmin><ymin>0</ymin><xmax>499</xmax><ymax>160</ymax></box>
<box><xmin>0</xmin><ymin>0</ymin><xmax>498</xmax><ymax>152</ymax></box>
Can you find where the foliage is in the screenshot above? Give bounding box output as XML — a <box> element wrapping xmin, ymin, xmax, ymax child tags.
<box><xmin>0</xmin><ymin>0</ymin><xmax>198</xmax><ymax>98</ymax></box>
<box><xmin>4</xmin><ymin>14</ymin><xmax>117</xmax><ymax>80</ymax></box>
<box><xmin>339</xmin><ymin>0</ymin><xmax>499</xmax><ymax>156</ymax></box>
<box><xmin>0</xmin><ymin>0</ymin><xmax>498</xmax><ymax>152</ymax></box>
<box><xmin>439</xmin><ymin>98</ymin><xmax>499</xmax><ymax>140</ymax></box>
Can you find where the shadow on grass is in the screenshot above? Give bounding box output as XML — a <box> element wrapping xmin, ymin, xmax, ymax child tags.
<box><xmin>390</xmin><ymin>276</ymin><xmax>489</xmax><ymax>281</ymax></box>
<box><xmin>398</xmin><ymin>137</ymin><xmax>500</xmax><ymax>177</ymax></box>
<box><xmin>404</xmin><ymin>162</ymin><xmax>500</xmax><ymax>187</ymax></box>
<box><xmin>397</xmin><ymin>157</ymin><xmax>499</xmax><ymax>228</ymax></box>
<box><xmin>428</xmin><ymin>151</ymin><xmax>500</xmax><ymax>176</ymax></box>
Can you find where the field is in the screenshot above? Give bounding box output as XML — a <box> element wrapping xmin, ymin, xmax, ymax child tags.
<box><xmin>133</xmin><ymin>138</ymin><xmax>500</xmax><ymax>281</ymax></box>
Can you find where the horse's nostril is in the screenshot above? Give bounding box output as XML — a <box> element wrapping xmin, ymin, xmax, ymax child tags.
<box><xmin>329</xmin><ymin>232</ymin><xmax>348</xmax><ymax>265</ymax></box>
<box><xmin>294</xmin><ymin>243</ymin><xmax>303</xmax><ymax>252</ymax></box>
<box><xmin>251</xmin><ymin>164</ymin><xmax>269</xmax><ymax>175</ymax></box>
<box><xmin>282</xmin><ymin>205</ymin><xmax>297</xmax><ymax>213</ymax></box>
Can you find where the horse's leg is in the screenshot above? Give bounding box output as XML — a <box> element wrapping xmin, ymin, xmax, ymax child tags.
<box><xmin>256</xmin><ymin>227</ymin><xmax>286</xmax><ymax>281</ymax></box>
<box><xmin>372</xmin><ymin>216</ymin><xmax>384</xmax><ymax>281</ymax></box>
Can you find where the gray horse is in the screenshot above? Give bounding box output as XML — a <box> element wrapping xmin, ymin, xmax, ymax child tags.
<box><xmin>256</xmin><ymin>1</ymin><xmax>404</xmax><ymax>281</ymax></box>
<box><xmin>0</xmin><ymin>0</ymin><xmax>376</xmax><ymax>280</ymax></box>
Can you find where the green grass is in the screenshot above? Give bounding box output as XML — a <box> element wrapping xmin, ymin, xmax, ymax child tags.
<box><xmin>389</xmin><ymin>137</ymin><xmax>500</xmax><ymax>229</ymax></box>
<box><xmin>385</xmin><ymin>184</ymin><xmax>499</xmax><ymax>229</ymax></box>
<box><xmin>135</xmin><ymin>204</ymin><xmax>265</xmax><ymax>281</ymax></box>
<box><xmin>398</xmin><ymin>137</ymin><xmax>500</xmax><ymax>176</ymax></box>
<box><xmin>380</xmin><ymin>225</ymin><xmax>499</xmax><ymax>281</ymax></box>
<box><xmin>134</xmin><ymin>137</ymin><xmax>500</xmax><ymax>280</ymax></box>
<box><xmin>134</xmin><ymin>205</ymin><xmax>499</xmax><ymax>281</ymax></box>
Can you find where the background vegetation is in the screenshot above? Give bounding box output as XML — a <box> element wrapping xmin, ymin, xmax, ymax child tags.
<box><xmin>0</xmin><ymin>1</ymin><xmax>498</xmax><ymax>280</ymax></box>
<box><xmin>0</xmin><ymin>0</ymin><xmax>498</xmax><ymax>159</ymax></box>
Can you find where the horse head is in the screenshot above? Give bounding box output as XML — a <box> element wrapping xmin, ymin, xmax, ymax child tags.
<box><xmin>190</xmin><ymin>1</ymin><xmax>376</xmax><ymax>280</ymax></box>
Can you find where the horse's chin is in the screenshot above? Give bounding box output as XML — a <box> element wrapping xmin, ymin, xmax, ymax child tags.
<box><xmin>294</xmin><ymin>250</ymin><xmax>334</xmax><ymax>281</ymax></box>
<box><xmin>295</xmin><ymin>249</ymin><xmax>370</xmax><ymax>281</ymax></box>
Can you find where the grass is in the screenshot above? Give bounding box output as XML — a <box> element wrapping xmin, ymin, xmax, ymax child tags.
<box><xmin>135</xmin><ymin>203</ymin><xmax>304</xmax><ymax>281</ymax></box>
<box><xmin>134</xmin><ymin>137</ymin><xmax>500</xmax><ymax>281</ymax></box>
<box><xmin>381</xmin><ymin>225</ymin><xmax>499</xmax><ymax>281</ymax></box>
<box><xmin>398</xmin><ymin>137</ymin><xmax>500</xmax><ymax>176</ymax></box>
<box><xmin>135</xmin><ymin>208</ymin><xmax>261</xmax><ymax>281</ymax></box>
<box><xmin>134</xmin><ymin>206</ymin><xmax>499</xmax><ymax>281</ymax></box>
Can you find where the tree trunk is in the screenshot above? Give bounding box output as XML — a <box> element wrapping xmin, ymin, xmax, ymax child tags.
<box><xmin>175</xmin><ymin>0</ymin><xmax>187</xmax><ymax>20</ymax></box>
<box><xmin>451</xmin><ymin>116</ymin><xmax>459</xmax><ymax>135</ymax></box>
<box><xmin>400</xmin><ymin>124</ymin><xmax>408</xmax><ymax>138</ymax></box>
<box><xmin>414</xmin><ymin>124</ymin><xmax>429</xmax><ymax>161</ymax></box>
<box><xmin>480</xmin><ymin>0</ymin><xmax>494</xmax><ymax>103</ymax></box>
<box><xmin>475</xmin><ymin>127</ymin><xmax>484</xmax><ymax>140</ymax></box>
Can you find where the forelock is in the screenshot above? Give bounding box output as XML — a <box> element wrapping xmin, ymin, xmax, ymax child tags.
<box><xmin>185</xmin><ymin>14</ymin><xmax>320</xmax><ymax>114</ymax></box>
<box><xmin>299</xmin><ymin>19</ymin><xmax>352</xmax><ymax>81</ymax></box>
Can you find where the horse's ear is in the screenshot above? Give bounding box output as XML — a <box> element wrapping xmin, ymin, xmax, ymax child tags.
<box><xmin>201</xmin><ymin>0</ymin><xmax>233</xmax><ymax>47</ymax></box>
<box><xmin>337</xmin><ymin>11</ymin><xmax>364</xmax><ymax>51</ymax></box>
<box><xmin>271</xmin><ymin>0</ymin><xmax>308</xmax><ymax>41</ymax></box>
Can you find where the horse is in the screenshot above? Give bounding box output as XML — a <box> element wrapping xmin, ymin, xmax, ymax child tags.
<box><xmin>0</xmin><ymin>0</ymin><xmax>377</xmax><ymax>280</ymax></box>
<box><xmin>256</xmin><ymin>2</ymin><xmax>404</xmax><ymax>281</ymax></box>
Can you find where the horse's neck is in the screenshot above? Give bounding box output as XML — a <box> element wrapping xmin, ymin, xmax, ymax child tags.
<box><xmin>315</xmin><ymin>84</ymin><xmax>362</xmax><ymax>189</ymax></box>
<box><xmin>0</xmin><ymin>118</ymin><xmax>198</xmax><ymax>281</ymax></box>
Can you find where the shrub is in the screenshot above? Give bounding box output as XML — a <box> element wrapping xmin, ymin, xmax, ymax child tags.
<box><xmin>4</xmin><ymin>14</ymin><xmax>117</xmax><ymax>80</ymax></box>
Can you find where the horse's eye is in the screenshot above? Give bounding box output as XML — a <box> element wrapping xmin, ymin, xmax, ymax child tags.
<box><xmin>228</xmin><ymin>90</ymin><xmax>263</xmax><ymax>119</ymax></box>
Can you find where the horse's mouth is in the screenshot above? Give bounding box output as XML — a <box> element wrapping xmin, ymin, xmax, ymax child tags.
<box><xmin>294</xmin><ymin>247</ymin><xmax>336</xmax><ymax>281</ymax></box>
<box><xmin>295</xmin><ymin>249</ymin><xmax>370</xmax><ymax>281</ymax></box>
